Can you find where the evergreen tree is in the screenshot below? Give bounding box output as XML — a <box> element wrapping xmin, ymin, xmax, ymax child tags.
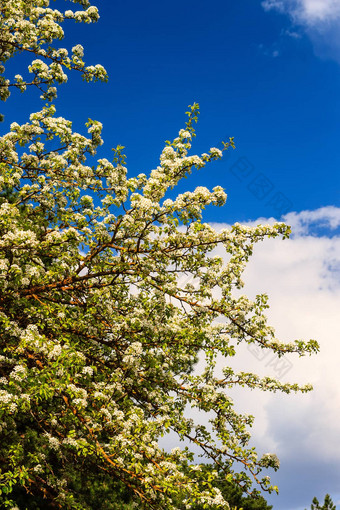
<box><xmin>306</xmin><ymin>494</ymin><xmax>336</xmax><ymax>510</ymax></box>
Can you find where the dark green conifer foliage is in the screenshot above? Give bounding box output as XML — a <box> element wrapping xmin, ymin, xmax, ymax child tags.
<box><xmin>306</xmin><ymin>494</ymin><xmax>336</xmax><ymax>510</ymax></box>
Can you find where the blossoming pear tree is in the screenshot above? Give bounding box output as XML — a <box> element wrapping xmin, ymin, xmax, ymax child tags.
<box><xmin>0</xmin><ymin>1</ymin><xmax>319</xmax><ymax>508</ymax></box>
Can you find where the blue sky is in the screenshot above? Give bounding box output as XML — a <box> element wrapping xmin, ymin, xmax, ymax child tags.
<box><xmin>4</xmin><ymin>0</ymin><xmax>340</xmax><ymax>223</ymax></box>
<box><xmin>3</xmin><ymin>0</ymin><xmax>340</xmax><ymax>508</ymax></box>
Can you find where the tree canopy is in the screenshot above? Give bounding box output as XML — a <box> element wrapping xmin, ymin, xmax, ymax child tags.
<box><xmin>306</xmin><ymin>494</ymin><xmax>336</xmax><ymax>510</ymax></box>
<box><xmin>0</xmin><ymin>1</ymin><xmax>319</xmax><ymax>508</ymax></box>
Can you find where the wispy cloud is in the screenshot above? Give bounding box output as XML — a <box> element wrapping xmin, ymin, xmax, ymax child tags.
<box><xmin>262</xmin><ymin>0</ymin><xmax>340</xmax><ymax>26</ymax></box>
<box><xmin>262</xmin><ymin>0</ymin><xmax>288</xmax><ymax>15</ymax></box>
<box><xmin>258</xmin><ymin>42</ymin><xmax>282</xmax><ymax>58</ymax></box>
<box><xmin>285</xmin><ymin>205</ymin><xmax>340</xmax><ymax>235</ymax></box>
<box><xmin>283</xmin><ymin>28</ymin><xmax>302</xmax><ymax>38</ymax></box>
<box><xmin>262</xmin><ymin>0</ymin><xmax>340</xmax><ymax>63</ymax></box>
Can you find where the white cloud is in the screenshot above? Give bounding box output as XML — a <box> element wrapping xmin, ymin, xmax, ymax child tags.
<box><xmin>262</xmin><ymin>0</ymin><xmax>340</xmax><ymax>26</ymax></box>
<box><xmin>285</xmin><ymin>205</ymin><xmax>340</xmax><ymax>234</ymax></box>
<box><xmin>300</xmin><ymin>0</ymin><xmax>340</xmax><ymax>23</ymax></box>
<box><xmin>212</xmin><ymin>206</ymin><xmax>340</xmax><ymax>508</ymax></box>
<box><xmin>262</xmin><ymin>0</ymin><xmax>340</xmax><ymax>63</ymax></box>
<box><xmin>163</xmin><ymin>207</ymin><xmax>340</xmax><ymax>508</ymax></box>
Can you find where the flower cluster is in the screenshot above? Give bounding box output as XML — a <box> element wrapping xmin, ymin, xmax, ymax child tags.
<box><xmin>0</xmin><ymin>0</ymin><xmax>108</xmax><ymax>102</ymax></box>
